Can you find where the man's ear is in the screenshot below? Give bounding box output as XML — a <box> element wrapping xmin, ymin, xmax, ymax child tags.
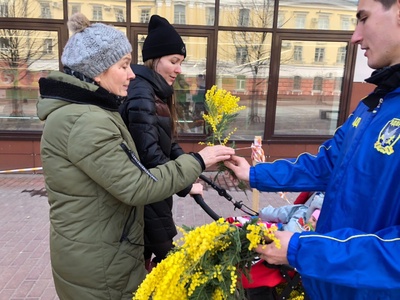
<box><xmin>397</xmin><ymin>0</ymin><xmax>400</xmax><ymax>15</ymax></box>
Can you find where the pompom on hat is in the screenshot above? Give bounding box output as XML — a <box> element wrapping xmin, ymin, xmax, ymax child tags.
<box><xmin>142</xmin><ymin>15</ymin><xmax>186</xmax><ymax>62</ymax></box>
<box><xmin>61</xmin><ymin>13</ymin><xmax>132</xmax><ymax>79</ymax></box>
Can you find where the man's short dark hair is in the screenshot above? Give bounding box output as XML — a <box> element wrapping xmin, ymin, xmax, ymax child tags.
<box><xmin>377</xmin><ymin>0</ymin><xmax>396</xmax><ymax>10</ymax></box>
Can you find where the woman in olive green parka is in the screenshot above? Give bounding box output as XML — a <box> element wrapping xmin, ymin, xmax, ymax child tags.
<box><xmin>37</xmin><ymin>13</ymin><xmax>234</xmax><ymax>300</ymax></box>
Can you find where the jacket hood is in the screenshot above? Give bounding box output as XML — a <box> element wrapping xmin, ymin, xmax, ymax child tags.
<box><xmin>131</xmin><ymin>64</ymin><xmax>173</xmax><ymax>100</ymax></box>
<box><xmin>37</xmin><ymin>71</ymin><xmax>122</xmax><ymax>121</ymax></box>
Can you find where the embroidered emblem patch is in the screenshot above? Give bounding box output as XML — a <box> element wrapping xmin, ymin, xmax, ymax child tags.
<box><xmin>374</xmin><ymin>118</ymin><xmax>400</xmax><ymax>155</ymax></box>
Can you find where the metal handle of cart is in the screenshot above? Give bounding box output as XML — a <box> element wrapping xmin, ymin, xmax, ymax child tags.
<box><xmin>193</xmin><ymin>174</ymin><xmax>259</xmax><ymax>221</ymax></box>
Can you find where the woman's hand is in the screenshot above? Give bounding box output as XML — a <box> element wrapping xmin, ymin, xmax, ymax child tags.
<box><xmin>197</xmin><ymin>145</ymin><xmax>235</xmax><ymax>168</ymax></box>
<box><xmin>189</xmin><ymin>183</ymin><xmax>204</xmax><ymax>197</ymax></box>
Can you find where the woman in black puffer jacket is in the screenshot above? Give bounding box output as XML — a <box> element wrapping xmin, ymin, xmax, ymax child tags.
<box><xmin>119</xmin><ymin>15</ymin><xmax>203</xmax><ymax>271</ymax></box>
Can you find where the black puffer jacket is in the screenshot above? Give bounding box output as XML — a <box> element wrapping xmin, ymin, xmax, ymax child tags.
<box><xmin>119</xmin><ymin>64</ymin><xmax>192</xmax><ymax>244</ymax></box>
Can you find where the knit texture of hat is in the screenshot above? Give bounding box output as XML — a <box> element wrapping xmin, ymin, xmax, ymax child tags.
<box><xmin>61</xmin><ymin>13</ymin><xmax>132</xmax><ymax>79</ymax></box>
<box><xmin>142</xmin><ymin>15</ymin><xmax>186</xmax><ymax>62</ymax></box>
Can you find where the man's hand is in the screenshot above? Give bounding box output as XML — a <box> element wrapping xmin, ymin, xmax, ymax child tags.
<box><xmin>223</xmin><ymin>155</ymin><xmax>251</xmax><ymax>182</ymax></box>
<box><xmin>255</xmin><ymin>231</ymin><xmax>294</xmax><ymax>265</ymax></box>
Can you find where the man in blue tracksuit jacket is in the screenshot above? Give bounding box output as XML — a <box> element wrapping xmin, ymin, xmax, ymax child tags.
<box><xmin>225</xmin><ymin>0</ymin><xmax>400</xmax><ymax>299</ymax></box>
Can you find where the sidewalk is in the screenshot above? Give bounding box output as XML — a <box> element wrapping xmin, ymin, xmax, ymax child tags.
<box><xmin>0</xmin><ymin>173</ymin><xmax>298</xmax><ymax>300</ymax></box>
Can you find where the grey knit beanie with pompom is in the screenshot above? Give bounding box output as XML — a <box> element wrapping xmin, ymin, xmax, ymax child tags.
<box><xmin>61</xmin><ymin>13</ymin><xmax>132</xmax><ymax>79</ymax></box>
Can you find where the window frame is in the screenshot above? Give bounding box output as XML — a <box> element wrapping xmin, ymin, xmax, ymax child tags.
<box><xmin>140</xmin><ymin>8</ymin><xmax>150</xmax><ymax>23</ymax></box>
<box><xmin>265</xmin><ymin>32</ymin><xmax>357</xmax><ymax>142</ymax></box>
<box><xmin>92</xmin><ymin>5</ymin><xmax>103</xmax><ymax>21</ymax></box>
<box><xmin>40</xmin><ymin>3</ymin><xmax>52</xmax><ymax>19</ymax></box>
<box><xmin>43</xmin><ymin>38</ymin><xmax>53</xmax><ymax>55</ymax></box>
<box><xmin>314</xmin><ymin>47</ymin><xmax>325</xmax><ymax>63</ymax></box>
<box><xmin>174</xmin><ymin>4</ymin><xmax>186</xmax><ymax>25</ymax></box>
<box><xmin>238</xmin><ymin>8</ymin><xmax>250</xmax><ymax>27</ymax></box>
<box><xmin>293</xmin><ymin>45</ymin><xmax>303</xmax><ymax>61</ymax></box>
<box><xmin>206</xmin><ymin>7</ymin><xmax>215</xmax><ymax>26</ymax></box>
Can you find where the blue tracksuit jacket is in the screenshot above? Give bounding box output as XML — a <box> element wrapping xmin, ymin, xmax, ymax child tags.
<box><xmin>250</xmin><ymin>88</ymin><xmax>400</xmax><ymax>299</ymax></box>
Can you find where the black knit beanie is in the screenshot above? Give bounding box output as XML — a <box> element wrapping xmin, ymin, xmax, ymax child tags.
<box><xmin>142</xmin><ymin>15</ymin><xmax>186</xmax><ymax>62</ymax></box>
